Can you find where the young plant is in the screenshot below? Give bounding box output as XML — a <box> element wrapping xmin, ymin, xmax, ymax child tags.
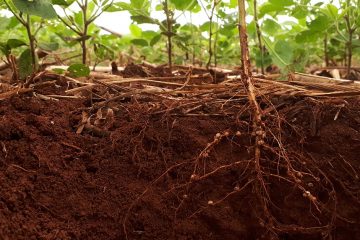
<box><xmin>163</xmin><ymin>0</ymin><xmax>174</xmax><ymax>71</ymax></box>
<box><xmin>199</xmin><ymin>0</ymin><xmax>220</xmax><ymax>69</ymax></box>
<box><xmin>92</xmin><ymin>34</ymin><xmax>116</xmax><ymax>69</ymax></box>
<box><xmin>2</xmin><ymin>0</ymin><xmax>57</xmax><ymax>78</ymax></box>
<box><xmin>342</xmin><ymin>0</ymin><xmax>359</xmax><ymax>78</ymax></box>
<box><xmin>253</xmin><ymin>0</ymin><xmax>265</xmax><ymax>74</ymax></box>
<box><xmin>160</xmin><ymin>0</ymin><xmax>201</xmax><ymax>71</ymax></box>
<box><xmin>56</xmin><ymin>0</ymin><xmax>114</xmax><ymax>64</ymax></box>
<box><xmin>237</xmin><ymin>1</ymin><xmax>265</xmax><ymax>209</ymax></box>
<box><xmin>110</xmin><ymin>0</ymin><xmax>200</xmax><ymax>70</ymax></box>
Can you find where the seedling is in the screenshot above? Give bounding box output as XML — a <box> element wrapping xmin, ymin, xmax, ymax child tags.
<box><xmin>2</xmin><ymin>0</ymin><xmax>57</xmax><ymax>78</ymax></box>
<box><xmin>56</xmin><ymin>0</ymin><xmax>114</xmax><ymax>64</ymax></box>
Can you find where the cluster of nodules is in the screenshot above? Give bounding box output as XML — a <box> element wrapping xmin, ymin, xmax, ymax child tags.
<box><xmin>292</xmin><ymin>171</ymin><xmax>319</xmax><ymax>202</ymax></box>
<box><xmin>252</xmin><ymin>126</ymin><xmax>266</xmax><ymax>146</ymax></box>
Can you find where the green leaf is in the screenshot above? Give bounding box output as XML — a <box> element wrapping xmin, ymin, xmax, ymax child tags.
<box><xmin>218</xmin><ymin>24</ymin><xmax>236</xmax><ymax>37</ymax></box>
<box><xmin>67</xmin><ymin>64</ymin><xmax>90</xmax><ymax>77</ymax></box>
<box><xmin>292</xmin><ymin>6</ymin><xmax>308</xmax><ymax>19</ymax></box>
<box><xmin>142</xmin><ymin>30</ymin><xmax>157</xmax><ymax>40</ymax></box>
<box><xmin>51</xmin><ymin>0</ymin><xmax>73</xmax><ymax>6</ymax></box>
<box><xmin>169</xmin><ymin>0</ymin><xmax>200</xmax><ymax>12</ymax></box>
<box><xmin>19</xmin><ymin>48</ymin><xmax>35</xmax><ymax>79</ymax></box>
<box><xmin>174</xmin><ymin>39</ymin><xmax>188</xmax><ymax>52</ymax></box>
<box><xmin>7</xmin><ymin>39</ymin><xmax>27</xmax><ymax>48</ymax></box>
<box><xmin>130</xmin><ymin>0</ymin><xmax>145</xmax><ymax>9</ymax></box>
<box><xmin>262</xmin><ymin>37</ymin><xmax>289</xmax><ymax>69</ymax></box>
<box><xmin>13</xmin><ymin>0</ymin><xmax>57</xmax><ymax>19</ymax></box>
<box><xmin>131</xmin><ymin>15</ymin><xmax>158</xmax><ymax>25</ymax></box>
<box><xmin>307</xmin><ymin>15</ymin><xmax>330</xmax><ymax>32</ymax></box>
<box><xmin>130</xmin><ymin>38</ymin><xmax>148</xmax><ymax>46</ymax></box>
<box><xmin>94</xmin><ymin>43</ymin><xmax>114</xmax><ymax>60</ymax></box>
<box><xmin>150</xmin><ymin>34</ymin><xmax>161</xmax><ymax>46</ymax></box>
<box><xmin>269</xmin><ymin>0</ymin><xmax>294</xmax><ymax>6</ymax></box>
<box><xmin>106</xmin><ymin>2</ymin><xmax>132</xmax><ymax>12</ymax></box>
<box><xmin>74</xmin><ymin>11</ymin><xmax>84</xmax><ymax>26</ymax></box>
<box><xmin>262</xmin><ymin>19</ymin><xmax>281</xmax><ymax>35</ymax></box>
<box><xmin>254</xmin><ymin>48</ymin><xmax>272</xmax><ymax>69</ymax></box>
<box><xmin>155</xmin><ymin>3</ymin><xmax>163</xmax><ymax>11</ymax></box>
<box><xmin>0</xmin><ymin>43</ymin><xmax>11</xmax><ymax>56</ymax></box>
<box><xmin>295</xmin><ymin>30</ymin><xmax>320</xmax><ymax>43</ymax></box>
<box><xmin>274</xmin><ymin>40</ymin><xmax>293</xmax><ymax>65</ymax></box>
<box><xmin>0</xmin><ymin>17</ymin><xmax>11</xmax><ymax>30</ymax></box>
<box><xmin>321</xmin><ymin>4</ymin><xmax>339</xmax><ymax>20</ymax></box>
<box><xmin>352</xmin><ymin>39</ymin><xmax>360</xmax><ymax>48</ymax></box>
<box><xmin>259</xmin><ymin>3</ymin><xmax>286</xmax><ymax>18</ymax></box>
<box><xmin>200</xmin><ymin>21</ymin><xmax>218</xmax><ymax>32</ymax></box>
<box><xmin>51</xmin><ymin>68</ymin><xmax>66</xmax><ymax>74</ymax></box>
<box><xmin>229</xmin><ymin>0</ymin><xmax>237</xmax><ymax>8</ymax></box>
<box><xmin>38</xmin><ymin>42</ymin><xmax>59</xmax><ymax>51</ymax></box>
<box><xmin>129</xmin><ymin>24</ymin><xmax>142</xmax><ymax>37</ymax></box>
<box><xmin>7</xmin><ymin>17</ymin><xmax>21</xmax><ymax>29</ymax></box>
<box><xmin>247</xmin><ymin>20</ymin><xmax>256</xmax><ymax>36</ymax></box>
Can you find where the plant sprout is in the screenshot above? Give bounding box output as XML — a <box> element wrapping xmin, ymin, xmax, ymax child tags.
<box><xmin>56</xmin><ymin>0</ymin><xmax>114</xmax><ymax>64</ymax></box>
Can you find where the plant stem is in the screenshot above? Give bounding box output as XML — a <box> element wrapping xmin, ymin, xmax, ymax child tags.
<box><xmin>344</xmin><ymin>17</ymin><xmax>353</xmax><ymax>78</ymax></box>
<box><xmin>238</xmin><ymin>0</ymin><xmax>267</xmax><ymax>227</ymax></box>
<box><xmin>346</xmin><ymin>32</ymin><xmax>353</xmax><ymax>78</ymax></box>
<box><xmin>238</xmin><ymin>0</ymin><xmax>251</xmax><ymax>78</ymax></box>
<box><xmin>81</xmin><ymin>0</ymin><xmax>88</xmax><ymax>64</ymax></box>
<box><xmin>344</xmin><ymin>0</ymin><xmax>356</xmax><ymax>78</ymax></box>
<box><xmin>190</xmin><ymin>12</ymin><xmax>196</xmax><ymax>65</ymax></box>
<box><xmin>164</xmin><ymin>0</ymin><xmax>172</xmax><ymax>72</ymax></box>
<box><xmin>237</xmin><ymin>0</ymin><xmax>262</xmax><ymax>150</ymax></box>
<box><xmin>206</xmin><ymin>0</ymin><xmax>218</xmax><ymax>69</ymax></box>
<box><xmin>25</xmin><ymin>15</ymin><xmax>36</xmax><ymax>71</ymax></box>
<box><xmin>324</xmin><ymin>34</ymin><xmax>329</xmax><ymax>67</ymax></box>
<box><xmin>3</xmin><ymin>0</ymin><xmax>26</xmax><ymax>25</ymax></box>
<box><xmin>58</xmin><ymin>0</ymin><xmax>112</xmax><ymax>65</ymax></box>
<box><xmin>214</xmin><ymin>16</ymin><xmax>219</xmax><ymax>67</ymax></box>
<box><xmin>253</xmin><ymin>0</ymin><xmax>264</xmax><ymax>74</ymax></box>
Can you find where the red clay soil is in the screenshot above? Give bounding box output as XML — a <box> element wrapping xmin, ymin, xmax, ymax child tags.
<box><xmin>0</xmin><ymin>88</ymin><xmax>359</xmax><ymax>240</ymax></box>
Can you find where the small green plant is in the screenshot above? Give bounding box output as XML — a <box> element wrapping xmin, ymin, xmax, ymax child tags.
<box><xmin>2</xmin><ymin>0</ymin><xmax>57</xmax><ymax>78</ymax></box>
<box><xmin>56</xmin><ymin>0</ymin><xmax>114</xmax><ymax>64</ymax></box>
<box><xmin>110</xmin><ymin>0</ymin><xmax>201</xmax><ymax>71</ymax></box>
<box><xmin>341</xmin><ymin>0</ymin><xmax>359</xmax><ymax>77</ymax></box>
<box><xmin>199</xmin><ymin>0</ymin><xmax>220</xmax><ymax>69</ymax></box>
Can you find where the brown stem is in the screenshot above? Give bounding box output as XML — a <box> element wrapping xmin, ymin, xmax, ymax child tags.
<box><xmin>81</xmin><ymin>31</ymin><xmax>88</xmax><ymax>64</ymax></box>
<box><xmin>81</xmin><ymin>0</ymin><xmax>88</xmax><ymax>64</ymax></box>
<box><xmin>206</xmin><ymin>20</ymin><xmax>213</xmax><ymax>69</ymax></box>
<box><xmin>25</xmin><ymin>15</ymin><xmax>37</xmax><ymax>71</ymax></box>
<box><xmin>238</xmin><ymin>0</ymin><xmax>251</xmax><ymax>78</ymax></box>
<box><xmin>238</xmin><ymin>0</ymin><xmax>268</xmax><ymax>227</ymax></box>
<box><xmin>253</xmin><ymin>0</ymin><xmax>264</xmax><ymax>74</ymax></box>
<box><xmin>206</xmin><ymin>0</ymin><xmax>218</xmax><ymax>69</ymax></box>
<box><xmin>343</xmin><ymin>47</ymin><xmax>347</xmax><ymax>67</ymax></box>
<box><xmin>237</xmin><ymin>0</ymin><xmax>263</xmax><ymax>168</ymax></box>
<box><xmin>344</xmin><ymin>0</ymin><xmax>355</xmax><ymax>79</ymax></box>
<box><xmin>164</xmin><ymin>0</ymin><xmax>172</xmax><ymax>72</ymax></box>
<box><xmin>324</xmin><ymin>34</ymin><xmax>329</xmax><ymax>67</ymax></box>
<box><xmin>214</xmin><ymin>18</ymin><xmax>219</xmax><ymax>67</ymax></box>
<box><xmin>190</xmin><ymin>12</ymin><xmax>196</xmax><ymax>65</ymax></box>
<box><xmin>346</xmin><ymin>32</ymin><xmax>353</xmax><ymax>78</ymax></box>
<box><xmin>344</xmin><ymin>16</ymin><xmax>353</xmax><ymax>78</ymax></box>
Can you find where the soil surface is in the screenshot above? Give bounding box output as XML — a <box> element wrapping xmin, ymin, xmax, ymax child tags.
<box><xmin>0</xmin><ymin>82</ymin><xmax>359</xmax><ymax>240</ymax></box>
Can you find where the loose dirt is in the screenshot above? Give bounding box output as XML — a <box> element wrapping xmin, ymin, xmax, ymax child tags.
<box><xmin>0</xmin><ymin>80</ymin><xmax>359</xmax><ymax>240</ymax></box>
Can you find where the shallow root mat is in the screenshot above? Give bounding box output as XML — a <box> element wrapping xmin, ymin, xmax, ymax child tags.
<box><xmin>0</xmin><ymin>92</ymin><xmax>359</xmax><ymax>240</ymax></box>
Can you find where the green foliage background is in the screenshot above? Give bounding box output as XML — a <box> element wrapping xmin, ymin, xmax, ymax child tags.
<box><xmin>0</xmin><ymin>0</ymin><xmax>359</xmax><ymax>71</ymax></box>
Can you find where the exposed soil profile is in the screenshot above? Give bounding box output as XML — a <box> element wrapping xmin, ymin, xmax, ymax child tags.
<box><xmin>0</xmin><ymin>85</ymin><xmax>359</xmax><ymax>240</ymax></box>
